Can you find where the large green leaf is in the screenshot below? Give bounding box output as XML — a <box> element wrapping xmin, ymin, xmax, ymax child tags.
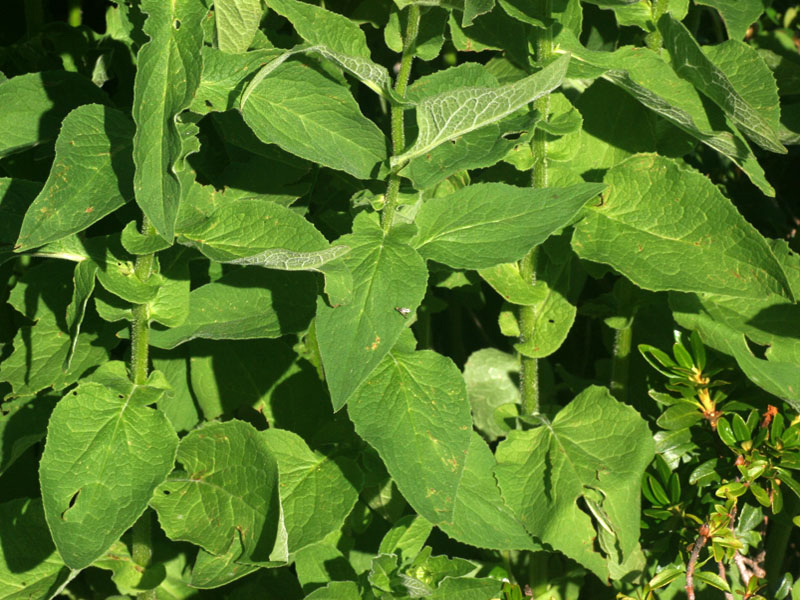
<box><xmin>151</xmin><ymin>420</ymin><xmax>282</xmax><ymax>564</ymax></box>
<box><xmin>693</xmin><ymin>0</ymin><xmax>768</xmax><ymax>40</ymax></box>
<box><xmin>241</xmin><ymin>59</ymin><xmax>388</xmax><ymax>180</ymax></box>
<box><xmin>411</xmin><ymin>182</ymin><xmax>605</xmax><ymax>269</ymax></box>
<box><xmin>132</xmin><ymin>0</ymin><xmax>207</xmax><ymax>240</ymax></box>
<box><xmin>15</xmin><ymin>105</ymin><xmax>135</xmax><ymax>252</ymax></box>
<box><xmin>316</xmin><ymin>214</ymin><xmax>428</xmax><ymax>410</ymax></box>
<box><xmin>0</xmin><ymin>71</ymin><xmax>108</xmax><ymax>158</ymax></box>
<box><xmin>658</xmin><ymin>15</ymin><xmax>785</xmax><ymax>154</ymax></box>
<box><xmin>348</xmin><ymin>349</ymin><xmax>472</xmax><ymax>525</ymax></box>
<box><xmin>393</xmin><ymin>54</ymin><xmax>569</xmax><ymax>166</ymax></box>
<box><xmin>438</xmin><ymin>432</ymin><xmax>538</xmax><ymax>550</ymax></box>
<box><xmin>215</xmin><ymin>0</ymin><xmax>262</xmax><ymax>53</ymax></box>
<box><xmin>0</xmin><ymin>498</ymin><xmax>71</xmax><ymax>599</ymax></box>
<box><xmin>39</xmin><ymin>364</ymin><xmax>178</xmax><ymax>569</ymax></box>
<box><xmin>572</xmin><ymin>154</ymin><xmax>793</xmax><ymax>300</ymax></box>
<box><xmin>148</xmin><ymin>267</ymin><xmax>317</xmax><ymax>349</ymax></box>
<box><xmin>495</xmin><ymin>385</ymin><xmax>655</xmax><ymax>580</ymax></box>
<box><xmin>556</xmin><ymin>31</ymin><xmax>775</xmax><ymax>195</ymax></box>
<box><xmin>262</xmin><ymin>428</ymin><xmax>363</xmax><ymax>553</ymax></box>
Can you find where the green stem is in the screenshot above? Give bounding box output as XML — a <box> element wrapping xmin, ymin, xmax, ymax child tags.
<box><xmin>130</xmin><ymin>218</ymin><xmax>156</xmax><ymax>385</ymax></box>
<box><xmin>610</xmin><ymin>323</ymin><xmax>633</xmax><ymax>404</ymax></box>
<box><xmin>610</xmin><ymin>279</ymin><xmax>634</xmax><ymax>404</ymax></box>
<box><xmin>519</xmin><ymin>6</ymin><xmax>553</xmax><ymax>416</ymax></box>
<box><xmin>381</xmin><ymin>5</ymin><xmax>420</xmax><ymax>233</ymax></box>
<box><xmin>130</xmin><ymin>217</ymin><xmax>157</xmax><ymax>600</ymax></box>
<box><xmin>645</xmin><ymin>0</ymin><xmax>669</xmax><ymax>51</ymax></box>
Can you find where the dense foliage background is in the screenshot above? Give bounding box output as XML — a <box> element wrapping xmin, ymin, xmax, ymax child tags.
<box><xmin>1</xmin><ymin>0</ymin><xmax>800</xmax><ymax>599</ymax></box>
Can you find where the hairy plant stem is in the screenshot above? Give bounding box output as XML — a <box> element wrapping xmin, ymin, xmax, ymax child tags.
<box><xmin>129</xmin><ymin>216</ymin><xmax>158</xmax><ymax>597</ymax></box>
<box><xmin>610</xmin><ymin>323</ymin><xmax>633</xmax><ymax>403</ymax></box>
<box><xmin>519</xmin><ymin>5</ymin><xmax>552</xmax><ymax>416</ymax></box>
<box><xmin>130</xmin><ymin>217</ymin><xmax>156</xmax><ymax>386</ymax></box>
<box><xmin>610</xmin><ymin>279</ymin><xmax>634</xmax><ymax>404</ymax></box>
<box><xmin>381</xmin><ymin>5</ymin><xmax>420</xmax><ymax>233</ymax></box>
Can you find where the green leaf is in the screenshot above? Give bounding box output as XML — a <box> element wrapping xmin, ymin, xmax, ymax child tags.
<box><xmin>241</xmin><ymin>59</ymin><xmax>388</xmax><ymax>180</ymax></box>
<box><xmin>151</xmin><ymin>420</ymin><xmax>282</xmax><ymax>564</ymax></box>
<box><xmin>2</xmin><ymin>261</ymin><xmax>113</xmax><ymax>398</ymax></box>
<box><xmin>393</xmin><ymin>54</ymin><xmax>569</xmax><ymax>166</ymax></box>
<box><xmin>378</xmin><ymin>515</ymin><xmax>434</xmax><ymax>561</ymax></box>
<box><xmin>0</xmin><ymin>396</ymin><xmax>57</xmax><ymax>477</ymax></box>
<box><xmin>401</xmin><ymin>113</ymin><xmax>536</xmax><ymax>190</ymax></box>
<box><xmin>0</xmin><ymin>71</ymin><xmax>108</xmax><ymax>158</ymax></box>
<box><xmin>216</xmin><ymin>0</ymin><xmax>262</xmax><ymax>54</ymax></box>
<box><xmin>348</xmin><ymin>349</ymin><xmax>472</xmax><ymax>524</ymax></box>
<box><xmin>316</xmin><ymin>214</ymin><xmax>428</xmax><ymax>410</ymax></box>
<box><xmin>514</xmin><ymin>232</ymin><xmax>584</xmax><ymax>359</ymax></box>
<box><xmin>411</xmin><ymin>182</ymin><xmax>604</xmax><ymax>269</ymax></box>
<box><xmin>463</xmin><ymin>0</ymin><xmax>495</xmax><ymax>26</ymax></box>
<box><xmin>266</xmin><ymin>0</ymin><xmax>372</xmax><ymax>58</ymax></box>
<box><xmin>0</xmin><ymin>178</ymin><xmax>41</xmax><ymax>264</ymax></box>
<box><xmin>479</xmin><ymin>262</ymin><xmax>548</xmax><ymax>306</ymax></box>
<box><xmin>64</xmin><ymin>260</ymin><xmax>98</xmax><ymax>370</ymax></box>
<box><xmin>572</xmin><ymin>155</ymin><xmax>793</xmax><ymax>299</ymax></box>
<box><xmin>557</xmin><ymin>31</ymin><xmax>775</xmax><ymax>195</ymax></box>
<box><xmin>693</xmin><ymin>570</ymin><xmax>732</xmax><ymax>592</ymax></box>
<box><xmin>148</xmin><ymin>267</ymin><xmax>317</xmax><ymax>349</ymax></box>
<box><xmin>431</xmin><ymin>577</ymin><xmax>503</xmax><ymax>599</ymax></box>
<box><xmin>189</xmin><ymin>47</ymin><xmax>285</xmax><ymax>114</ymax></box>
<box><xmin>438</xmin><ymin>431</ymin><xmax>538</xmax><ymax>550</ymax></box>
<box><xmin>132</xmin><ymin>0</ymin><xmax>207</xmax><ymax>241</ymax></box>
<box><xmin>176</xmin><ymin>196</ymin><xmax>338</xmax><ymax>262</ymax></box>
<box><xmin>463</xmin><ymin>348</ymin><xmax>520</xmax><ymax>441</ymax></box>
<box><xmin>14</xmin><ymin>105</ymin><xmax>135</xmax><ymax>251</ymax></box>
<box><xmin>658</xmin><ymin>15</ymin><xmax>785</xmax><ymax>154</ymax></box>
<box><xmin>39</xmin><ymin>365</ymin><xmax>179</xmax><ymax>569</ymax></box>
<box><xmin>0</xmin><ymin>498</ymin><xmax>71</xmax><ymax>598</ymax></box>
<box><xmin>262</xmin><ymin>428</ymin><xmax>363</xmax><ymax>553</ymax></box>
<box><xmin>303</xmin><ymin>581</ymin><xmax>361</xmax><ymax>600</ymax></box>
<box><xmin>189</xmin><ymin>547</ymin><xmax>260</xmax><ymax>589</ymax></box>
<box><xmin>693</xmin><ymin>0</ymin><xmax>768</xmax><ymax>40</ymax></box>
<box><xmin>495</xmin><ymin>385</ymin><xmax>655</xmax><ymax>579</ymax></box>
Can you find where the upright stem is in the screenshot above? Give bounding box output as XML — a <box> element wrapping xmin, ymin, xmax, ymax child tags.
<box><xmin>130</xmin><ymin>217</ymin><xmax>156</xmax><ymax>385</ymax></box>
<box><xmin>381</xmin><ymin>5</ymin><xmax>420</xmax><ymax>233</ymax></box>
<box><xmin>519</xmin><ymin>4</ymin><xmax>553</xmax><ymax>416</ymax></box>
<box><xmin>129</xmin><ymin>216</ymin><xmax>158</xmax><ymax>599</ymax></box>
<box><xmin>610</xmin><ymin>279</ymin><xmax>634</xmax><ymax>404</ymax></box>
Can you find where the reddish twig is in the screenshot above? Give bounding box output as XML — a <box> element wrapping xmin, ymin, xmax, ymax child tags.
<box><xmin>686</xmin><ymin>523</ymin><xmax>711</xmax><ymax>600</ymax></box>
<box><xmin>718</xmin><ymin>560</ymin><xmax>734</xmax><ymax>600</ymax></box>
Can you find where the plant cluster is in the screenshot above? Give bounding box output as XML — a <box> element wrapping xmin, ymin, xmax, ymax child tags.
<box><xmin>0</xmin><ymin>0</ymin><xmax>799</xmax><ymax>599</ymax></box>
